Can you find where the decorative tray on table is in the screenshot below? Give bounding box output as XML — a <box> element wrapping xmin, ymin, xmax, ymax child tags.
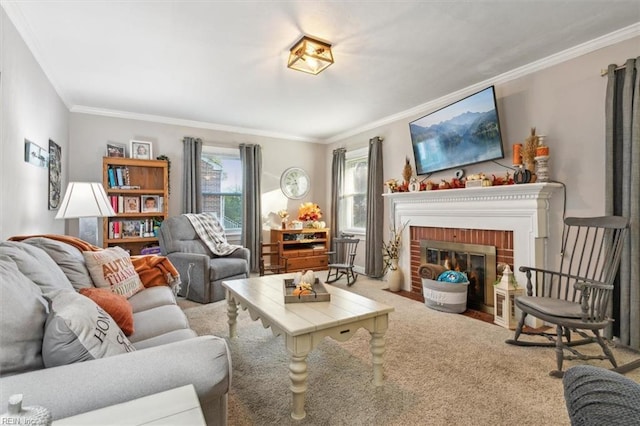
<box><xmin>283</xmin><ymin>278</ymin><xmax>331</xmax><ymax>303</ymax></box>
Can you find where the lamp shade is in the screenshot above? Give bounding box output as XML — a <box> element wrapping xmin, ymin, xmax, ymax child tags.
<box><xmin>55</xmin><ymin>182</ymin><xmax>116</xmax><ymax>219</ymax></box>
<box><xmin>287</xmin><ymin>36</ymin><xmax>334</xmax><ymax>75</ymax></box>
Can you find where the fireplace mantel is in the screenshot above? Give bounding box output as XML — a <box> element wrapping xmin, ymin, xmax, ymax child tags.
<box><xmin>383</xmin><ymin>183</ymin><xmax>564</xmax><ymax>320</ymax></box>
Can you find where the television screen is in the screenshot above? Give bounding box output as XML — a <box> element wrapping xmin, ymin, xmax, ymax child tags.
<box><xmin>409</xmin><ymin>86</ymin><xmax>504</xmax><ymax>175</ymax></box>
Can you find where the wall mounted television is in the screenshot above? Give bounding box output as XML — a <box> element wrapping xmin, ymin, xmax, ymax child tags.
<box><xmin>409</xmin><ymin>85</ymin><xmax>505</xmax><ymax>175</ymax></box>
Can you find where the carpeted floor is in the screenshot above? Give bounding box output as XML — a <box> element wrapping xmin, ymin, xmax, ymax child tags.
<box><xmin>179</xmin><ymin>276</ymin><xmax>640</xmax><ymax>426</ymax></box>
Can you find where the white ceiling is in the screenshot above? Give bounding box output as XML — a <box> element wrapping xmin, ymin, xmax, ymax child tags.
<box><xmin>4</xmin><ymin>1</ymin><xmax>640</xmax><ymax>142</ymax></box>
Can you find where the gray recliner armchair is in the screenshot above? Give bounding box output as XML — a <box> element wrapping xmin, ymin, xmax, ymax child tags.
<box><xmin>158</xmin><ymin>215</ymin><xmax>250</xmax><ymax>303</ymax></box>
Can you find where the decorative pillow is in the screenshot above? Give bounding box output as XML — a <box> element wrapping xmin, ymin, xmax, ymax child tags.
<box><xmin>0</xmin><ymin>241</ymin><xmax>74</xmax><ymax>296</ymax></box>
<box><xmin>79</xmin><ymin>288</ymin><xmax>134</xmax><ymax>336</ymax></box>
<box><xmin>83</xmin><ymin>247</ymin><xmax>144</xmax><ymax>298</ymax></box>
<box><xmin>42</xmin><ymin>291</ymin><xmax>135</xmax><ymax>368</ymax></box>
<box><xmin>23</xmin><ymin>237</ymin><xmax>93</xmax><ymax>290</ymax></box>
<box><xmin>0</xmin><ymin>255</ymin><xmax>49</xmax><ymax>375</ymax></box>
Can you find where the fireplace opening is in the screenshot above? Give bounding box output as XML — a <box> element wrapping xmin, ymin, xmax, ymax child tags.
<box><xmin>420</xmin><ymin>240</ymin><xmax>496</xmax><ymax>314</ymax></box>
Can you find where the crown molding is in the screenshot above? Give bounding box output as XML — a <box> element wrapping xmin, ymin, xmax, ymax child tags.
<box><xmin>70</xmin><ymin>106</ymin><xmax>320</xmax><ymax>143</ymax></box>
<box><xmin>325</xmin><ymin>22</ymin><xmax>640</xmax><ymax>144</ymax></box>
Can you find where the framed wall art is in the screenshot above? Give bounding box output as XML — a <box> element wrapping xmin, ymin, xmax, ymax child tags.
<box><xmin>106</xmin><ymin>142</ymin><xmax>126</xmax><ymax>157</ymax></box>
<box><xmin>48</xmin><ymin>139</ymin><xmax>62</xmax><ymax>210</ymax></box>
<box><xmin>24</xmin><ymin>139</ymin><xmax>48</xmax><ymax>167</ymax></box>
<box><xmin>130</xmin><ymin>140</ymin><xmax>152</xmax><ymax>160</ymax></box>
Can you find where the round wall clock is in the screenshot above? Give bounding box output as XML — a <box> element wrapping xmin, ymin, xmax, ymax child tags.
<box><xmin>280</xmin><ymin>167</ymin><xmax>310</xmax><ymax>199</ymax></box>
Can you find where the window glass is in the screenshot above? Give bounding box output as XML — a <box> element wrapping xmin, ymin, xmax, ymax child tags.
<box><xmin>201</xmin><ymin>146</ymin><xmax>242</xmax><ymax>232</ymax></box>
<box><xmin>342</xmin><ymin>148</ymin><xmax>368</xmax><ymax>232</ymax></box>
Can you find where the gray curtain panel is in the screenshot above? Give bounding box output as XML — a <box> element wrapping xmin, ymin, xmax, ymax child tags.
<box><xmin>605</xmin><ymin>58</ymin><xmax>639</xmax><ymax>350</ymax></box>
<box><xmin>182</xmin><ymin>137</ymin><xmax>202</xmax><ymax>214</ymax></box>
<box><xmin>330</xmin><ymin>148</ymin><xmax>346</xmax><ymax>242</ymax></box>
<box><xmin>365</xmin><ymin>136</ymin><xmax>384</xmax><ymax>278</ymax></box>
<box><xmin>240</xmin><ymin>143</ymin><xmax>262</xmax><ymax>273</ymax></box>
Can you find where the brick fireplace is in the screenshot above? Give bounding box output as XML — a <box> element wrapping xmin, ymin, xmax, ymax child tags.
<box><xmin>383</xmin><ymin>182</ymin><xmax>563</xmax><ymax>326</ymax></box>
<box><xmin>412</xmin><ymin>228</ymin><xmax>512</xmax><ymax>313</ymax></box>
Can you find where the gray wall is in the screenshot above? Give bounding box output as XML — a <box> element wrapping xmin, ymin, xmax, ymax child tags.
<box><xmin>325</xmin><ymin>35</ymin><xmax>640</xmax><ymax>271</ymax></box>
<box><xmin>68</xmin><ymin>113</ymin><xmax>327</xmax><ymax>243</ymax></box>
<box><xmin>1</xmin><ymin>7</ymin><xmax>69</xmax><ymax>240</ymax></box>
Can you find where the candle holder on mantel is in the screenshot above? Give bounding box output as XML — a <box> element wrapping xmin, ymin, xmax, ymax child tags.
<box><xmin>535</xmin><ymin>155</ymin><xmax>550</xmax><ymax>182</ymax></box>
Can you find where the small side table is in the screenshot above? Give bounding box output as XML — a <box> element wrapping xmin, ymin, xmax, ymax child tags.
<box><xmin>53</xmin><ymin>385</ymin><xmax>205</xmax><ymax>425</ymax></box>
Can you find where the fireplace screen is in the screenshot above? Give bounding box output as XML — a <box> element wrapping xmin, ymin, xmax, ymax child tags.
<box><xmin>421</xmin><ymin>240</ymin><xmax>497</xmax><ymax>312</ymax></box>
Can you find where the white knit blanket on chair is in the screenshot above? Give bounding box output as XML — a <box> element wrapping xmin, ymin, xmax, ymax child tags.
<box><xmin>184</xmin><ymin>213</ymin><xmax>241</xmax><ymax>256</ymax></box>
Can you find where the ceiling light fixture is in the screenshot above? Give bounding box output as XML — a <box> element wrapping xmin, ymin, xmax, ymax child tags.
<box><xmin>287</xmin><ymin>35</ymin><xmax>334</xmax><ymax>75</ymax></box>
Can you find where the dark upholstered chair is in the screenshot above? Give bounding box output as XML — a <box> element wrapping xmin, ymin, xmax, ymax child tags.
<box><xmin>158</xmin><ymin>215</ymin><xmax>250</xmax><ymax>303</ymax></box>
<box><xmin>563</xmin><ymin>365</ymin><xmax>640</xmax><ymax>425</ymax></box>
<box><xmin>506</xmin><ymin>216</ymin><xmax>633</xmax><ymax>377</ymax></box>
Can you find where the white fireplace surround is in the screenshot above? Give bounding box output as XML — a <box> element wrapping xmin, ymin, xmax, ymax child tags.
<box><xmin>384</xmin><ymin>183</ymin><xmax>564</xmax><ymax>325</ymax></box>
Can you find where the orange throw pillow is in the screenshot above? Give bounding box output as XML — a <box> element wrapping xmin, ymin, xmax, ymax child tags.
<box><xmin>79</xmin><ymin>288</ymin><xmax>134</xmax><ymax>336</ymax></box>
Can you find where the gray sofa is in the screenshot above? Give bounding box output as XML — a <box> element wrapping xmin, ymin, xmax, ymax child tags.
<box><xmin>0</xmin><ymin>237</ymin><xmax>231</xmax><ymax>424</ymax></box>
<box><xmin>158</xmin><ymin>215</ymin><xmax>250</xmax><ymax>303</ymax></box>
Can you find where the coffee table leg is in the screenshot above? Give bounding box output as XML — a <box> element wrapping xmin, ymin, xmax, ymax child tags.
<box><xmin>370</xmin><ymin>331</ymin><xmax>385</xmax><ymax>386</ymax></box>
<box><xmin>226</xmin><ymin>294</ymin><xmax>238</xmax><ymax>338</ymax></box>
<box><xmin>289</xmin><ymin>353</ymin><xmax>309</xmax><ymax>420</ymax></box>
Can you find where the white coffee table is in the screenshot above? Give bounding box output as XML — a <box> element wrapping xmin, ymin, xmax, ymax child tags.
<box><xmin>222</xmin><ymin>274</ymin><xmax>394</xmax><ymax>420</ymax></box>
<box><xmin>53</xmin><ymin>384</ymin><xmax>205</xmax><ymax>425</ymax></box>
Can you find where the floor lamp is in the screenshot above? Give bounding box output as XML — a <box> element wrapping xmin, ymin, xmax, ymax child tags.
<box><xmin>55</xmin><ymin>182</ymin><xmax>116</xmax><ymax>246</ymax></box>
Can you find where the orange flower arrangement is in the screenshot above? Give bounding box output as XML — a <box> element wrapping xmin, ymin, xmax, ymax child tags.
<box><xmin>298</xmin><ymin>202</ymin><xmax>322</xmax><ymax>221</ymax></box>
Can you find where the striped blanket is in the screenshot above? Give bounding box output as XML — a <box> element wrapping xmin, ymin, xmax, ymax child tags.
<box><xmin>184</xmin><ymin>213</ymin><xmax>241</xmax><ymax>256</ymax></box>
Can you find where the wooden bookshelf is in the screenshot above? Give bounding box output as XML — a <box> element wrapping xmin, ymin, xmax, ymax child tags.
<box><xmin>102</xmin><ymin>157</ymin><xmax>169</xmax><ymax>254</ymax></box>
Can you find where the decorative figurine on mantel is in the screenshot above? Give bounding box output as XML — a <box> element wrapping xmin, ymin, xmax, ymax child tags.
<box><xmin>402</xmin><ymin>157</ymin><xmax>413</xmax><ymax>185</ymax></box>
<box><xmin>522</xmin><ymin>127</ymin><xmax>538</xmax><ymax>183</ymax></box>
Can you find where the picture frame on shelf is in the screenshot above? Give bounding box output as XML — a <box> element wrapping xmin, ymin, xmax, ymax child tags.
<box><xmin>106</xmin><ymin>142</ymin><xmax>126</xmax><ymax>157</ymax></box>
<box><xmin>141</xmin><ymin>195</ymin><xmax>161</xmax><ymax>213</ymax></box>
<box><xmin>123</xmin><ymin>196</ymin><xmax>140</xmax><ymax>213</ymax></box>
<box><xmin>130</xmin><ymin>140</ymin><xmax>152</xmax><ymax>160</ymax></box>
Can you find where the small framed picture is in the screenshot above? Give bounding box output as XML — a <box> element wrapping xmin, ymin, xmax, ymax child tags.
<box><xmin>130</xmin><ymin>140</ymin><xmax>152</xmax><ymax>160</ymax></box>
<box><xmin>106</xmin><ymin>142</ymin><xmax>126</xmax><ymax>157</ymax></box>
<box><xmin>123</xmin><ymin>196</ymin><xmax>140</xmax><ymax>213</ymax></box>
<box><xmin>141</xmin><ymin>195</ymin><xmax>160</xmax><ymax>212</ymax></box>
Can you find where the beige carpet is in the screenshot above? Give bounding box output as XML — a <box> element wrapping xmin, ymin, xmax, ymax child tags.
<box><xmin>179</xmin><ymin>277</ymin><xmax>640</xmax><ymax>426</ymax></box>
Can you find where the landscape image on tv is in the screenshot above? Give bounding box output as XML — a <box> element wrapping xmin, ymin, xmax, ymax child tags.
<box><xmin>410</xmin><ymin>86</ymin><xmax>504</xmax><ymax>175</ymax></box>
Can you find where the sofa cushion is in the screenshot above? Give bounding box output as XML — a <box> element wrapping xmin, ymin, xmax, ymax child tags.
<box><xmin>42</xmin><ymin>291</ymin><xmax>135</xmax><ymax>368</ymax></box>
<box><xmin>83</xmin><ymin>247</ymin><xmax>144</xmax><ymax>298</ymax></box>
<box><xmin>132</xmin><ymin>329</ymin><xmax>198</xmax><ymax>350</ymax></box>
<box><xmin>127</xmin><ymin>286</ymin><xmax>177</xmax><ymax>313</ymax></box>
<box><xmin>0</xmin><ymin>241</ymin><xmax>74</xmax><ymax>296</ymax></box>
<box><xmin>79</xmin><ymin>288</ymin><xmax>134</xmax><ymax>336</ymax></box>
<box><xmin>128</xmin><ymin>305</ymin><xmax>190</xmax><ymax>344</ymax></box>
<box><xmin>22</xmin><ymin>237</ymin><xmax>93</xmax><ymax>290</ymax></box>
<box><xmin>0</xmin><ymin>256</ymin><xmax>49</xmax><ymax>376</ymax></box>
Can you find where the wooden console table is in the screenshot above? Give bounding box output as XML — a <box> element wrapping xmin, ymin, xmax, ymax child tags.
<box><xmin>270</xmin><ymin>227</ymin><xmax>330</xmax><ymax>272</ymax></box>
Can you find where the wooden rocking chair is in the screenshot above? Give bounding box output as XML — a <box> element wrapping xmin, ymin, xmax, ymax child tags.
<box><xmin>506</xmin><ymin>216</ymin><xmax>639</xmax><ymax>377</ymax></box>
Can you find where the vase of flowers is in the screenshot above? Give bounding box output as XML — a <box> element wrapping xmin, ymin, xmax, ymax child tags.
<box><xmin>298</xmin><ymin>202</ymin><xmax>322</xmax><ymax>227</ymax></box>
<box><xmin>382</xmin><ymin>221</ymin><xmax>409</xmax><ymax>292</ymax></box>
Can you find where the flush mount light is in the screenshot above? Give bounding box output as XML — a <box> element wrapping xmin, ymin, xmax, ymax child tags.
<box><xmin>287</xmin><ymin>35</ymin><xmax>334</xmax><ymax>75</ymax></box>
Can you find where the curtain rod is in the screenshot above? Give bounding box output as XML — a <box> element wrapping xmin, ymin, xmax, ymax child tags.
<box><xmin>601</xmin><ymin>63</ymin><xmax>627</xmax><ymax>76</ymax></box>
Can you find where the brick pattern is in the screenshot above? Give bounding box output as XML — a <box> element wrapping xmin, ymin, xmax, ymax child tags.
<box><xmin>409</xmin><ymin>226</ymin><xmax>514</xmax><ymax>300</ymax></box>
